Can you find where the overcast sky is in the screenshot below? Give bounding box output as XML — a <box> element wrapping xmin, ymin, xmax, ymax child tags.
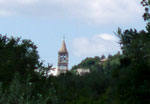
<box><xmin>0</xmin><ymin>0</ymin><xmax>146</xmax><ymax>68</ymax></box>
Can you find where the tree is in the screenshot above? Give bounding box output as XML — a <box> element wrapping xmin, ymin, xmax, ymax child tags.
<box><xmin>0</xmin><ymin>35</ymin><xmax>42</xmax><ymax>86</ymax></box>
<box><xmin>71</xmin><ymin>56</ymin><xmax>101</xmax><ymax>71</ymax></box>
<box><xmin>141</xmin><ymin>0</ymin><xmax>150</xmax><ymax>32</ymax></box>
<box><xmin>0</xmin><ymin>73</ymin><xmax>54</xmax><ymax>104</ymax></box>
<box><xmin>100</xmin><ymin>54</ymin><xmax>105</xmax><ymax>59</ymax></box>
<box><xmin>108</xmin><ymin>54</ymin><xmax>112</xmax><ymax>59</ymax></box>
<box><xmin>107</xmin><ymin>1</ymin><xmax>150</xmax><ymax>103</ymax></box>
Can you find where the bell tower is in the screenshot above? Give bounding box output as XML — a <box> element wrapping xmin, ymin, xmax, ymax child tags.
<box><xmin>58</xmin><ymin>39</ymin><xmax>69</xmax><ymax>74</ymax></box>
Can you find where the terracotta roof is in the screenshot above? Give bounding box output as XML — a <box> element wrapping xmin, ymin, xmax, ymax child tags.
<box><xmin>59</xmin><ymin>40</ymin><xmax>68</xmax><ymax>53</ymax></box>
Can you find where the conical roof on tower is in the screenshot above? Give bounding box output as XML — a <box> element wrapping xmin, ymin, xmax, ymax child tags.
<box><xmin>59</xmin><ymin>40</ymin><xmax>68</xmax><ymax>53</ymax></box>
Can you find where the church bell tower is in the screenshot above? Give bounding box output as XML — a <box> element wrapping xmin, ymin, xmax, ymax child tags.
<box><xmin>58</xmin><ymin>39</ymin><xmax>69</xmax><ymax>74</ymax></box>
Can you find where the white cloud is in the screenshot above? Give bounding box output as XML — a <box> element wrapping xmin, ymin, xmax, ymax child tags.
<box><xmin>72</xmin><ymin>33</ymin><xmax>120</xmax><ymax>57</ymax></box>
<box><xmin>16</xmin><ymin>0</ymin><xmax>39</xmax><ymax>5</ymax></box>
<box><xmin>0</xmin><ymin>10</ymin><xmax>15</xmax><ymax>16</ymax></box>
<box><xmin>0</xmin><ymin>0</ymin><xmax>144</xmax><ymax>25</ymax></box>
<box><xmin>98</xmin><ymin>33</ymin><xmax>117</xmax><ymax>41</ymax></box>
<box><xmin>0</xmin><ymin>0</ymin><xmax>38</xmax><ymax>4</ymax></box>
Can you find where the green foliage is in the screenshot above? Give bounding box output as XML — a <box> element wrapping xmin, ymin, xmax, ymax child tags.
<box><xmin>0</xmin><ymin>35</ymin><xmax>56</xmax><ymax>103</ymax></box>
<box><xmin>105</xmin><ymin>1</ymin><xmax>150</xmax><ymax>103</ymax></box>
<box><xmin>71</xmin><ymin>56</ymin><xmax>102</xmax><ymax>72</ymax></box>
<box><xmin>102</xmin><ymin>53</ymin><xmax>121</xmax><ymax>72</ymax></box>
<box><xmin>0</xmin><ymin>35</ymin><xmax>42</xmax><ymax>87</ymax></box>
<box><xmin>50</xmin><ymin>71</ymin><xmax>109</xmax><ymax>104</ymax></box>
<box><xmin>116</xmin><ymin>29</ymin><xmax>150</xmax><ymax>65</ymax></box>
<box><xmin>0</xmin><ymin>73</ymin><xmax>54</xmax><ymax>104</ymax></box>
<box><xmin>141</xmin><ymin>0</ymin><xmax>150</xmax><ymax>32</ymax></box>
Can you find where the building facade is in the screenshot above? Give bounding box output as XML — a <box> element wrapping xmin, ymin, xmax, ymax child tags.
<box><xmin>58</xmin><ymin>40</ymin><xmax>69</xmax><ymax>74</ymax></box>
<box><xmin>76</xmin><ymin>69</ymin><xmax>90</xmax><ymax>75</ymax></box>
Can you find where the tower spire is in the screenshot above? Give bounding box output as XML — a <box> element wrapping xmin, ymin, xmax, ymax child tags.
<box><xmin>59</xmin><ymin>40</ymin><xmax>68</xmax><ymax>53</ymax></box>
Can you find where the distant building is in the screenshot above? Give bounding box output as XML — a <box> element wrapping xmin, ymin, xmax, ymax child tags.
<box><xmin>99</xmin><ymin>58</ymin><xmax>108</xmax><ymax>65</ymax></box>
<box><xmin>76</xmin><ymin>69</ymin><xmax>90</xmax><ymax>75</ymax></box>
<box><xmin>48</xmin><ymin>68</ymin><xmax>58</xmax><ymax>76</ymax></box>
<box><xmin>46</xmin><ymin>39</ymin><xmax>69</xmax><ymax>76</ymax></box>
<box><xmin>57</xmin><ymin>39</ymin><xmax>69</xmax><ymax>74</ymax></box>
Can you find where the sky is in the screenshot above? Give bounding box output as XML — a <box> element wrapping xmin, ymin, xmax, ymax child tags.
<box><xmin>0</xmin><ymin>0</ymin><xmax>146</xmax><ymax>68</ymax></box>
